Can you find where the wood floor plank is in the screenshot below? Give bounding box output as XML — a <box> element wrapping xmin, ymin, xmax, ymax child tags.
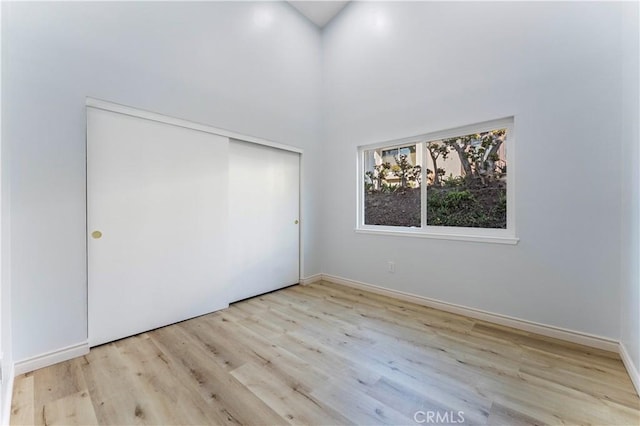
<box><xmin>150</xmin><ymin>324</ymin><xmax>287</xmax><ymax>425</ymax></box>
<box><xmin>231</xmin><ymin>361</ymin><xmax>352</xmax><ymax>426</ymax></box>
<box><xmin>113</xmin><ymin>334</ymin><xmax>214</xmax><ymax>425</ymax></box>
<box><xmin>365</xmin><ymin>376</ymin><xmax>477</xmax><ymax>425</ymax></box>
<box><xmin>80</xmin><ymin>342</ymin><xmax>170</xmax><ymax>425</ymax></box>
<box><xmin>10</xmin><ymin>281</ymin><xmax>640</xmax><ymax>426</ymax></box>
<box><xmin>32</xmin><ymin>358</ymin><xmax>88</xmax><ymax>426</ymax></box>
<box><xmin>311</xmin><ymin>376</ymin><xmax>415</xmax><ymax>426</ymax></box>
<box><xmin>10</xmin><ymin>375</ymin><xmax>34</xmax><ymax>426</ymax></box>
<box><xmin>518</xmin><ymin>356</ymin><xmax>639</xmax><ymax>409</ymax></box>
<box><xmin>41</xmin><ymin>390</ymin><xmax>98</xmax><ymax>426</ymax></box>
<box><xmin>487</xmin><ymin>402</ymin><xmax>543</xmax><ymax>426</ymax></box>
<box><xmin>197</xmin><ymin>313</ymin><xmax>331</xmax><ymax>393</ymax></box>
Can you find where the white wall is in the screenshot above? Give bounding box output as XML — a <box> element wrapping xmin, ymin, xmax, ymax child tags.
<box><xmin>322</xmin><ymin>2</ymin><xmax>628</xmax><ymax>339</ymax></box>
<box><xmin>3</xmin><ymin>1</ymin><xmax>322</xmax><ymax>362</ymax></box>
<box><xmin>1</xmin><ymin>2</ymin><xmax>14</xmax><ymax>422</ymax></box>
<box><xmin>620</xmin><ymin>2</ymin><xmax>640</xmax><ymax>384</ymax></box>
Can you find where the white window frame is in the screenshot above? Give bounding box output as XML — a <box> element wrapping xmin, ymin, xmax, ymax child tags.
<box><xmin>356</xmin><ymin>117</ymin><xmax>518</xmax><ymax>245</ymax></box>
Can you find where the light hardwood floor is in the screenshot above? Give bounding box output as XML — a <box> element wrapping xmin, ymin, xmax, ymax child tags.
<box><xmin>10</xmin><ymin>281</ymin><xmax>640</xmax><ymax>425</ymax></box>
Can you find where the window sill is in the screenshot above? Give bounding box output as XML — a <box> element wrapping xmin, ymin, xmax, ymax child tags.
<box><xmin>354</xmin><ymin>228</ymin><xmax>519</xmax><ymax>245</ymax></box>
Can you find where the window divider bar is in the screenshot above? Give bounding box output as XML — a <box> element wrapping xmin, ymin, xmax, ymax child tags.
<box><xmin>420</xmin><ymin>141</ymin><xmax>427</xmax><ymax>229</ymax></box>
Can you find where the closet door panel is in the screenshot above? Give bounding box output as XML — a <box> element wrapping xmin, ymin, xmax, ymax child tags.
<box><xmin>87</xmin><ymin>107</ymin><xmax>229</xmax><ymax>347</ymax></box>
<box><xmin>228</xmin><ymin>140</ymin><xmax>300</xmax><ymax>302</ymax></box>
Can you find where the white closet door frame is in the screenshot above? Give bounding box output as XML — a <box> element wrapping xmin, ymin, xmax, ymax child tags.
<box><xmin>85</xmin><ymin>98</ymin><xmax>305</xmax><ymax>342</ymax></box>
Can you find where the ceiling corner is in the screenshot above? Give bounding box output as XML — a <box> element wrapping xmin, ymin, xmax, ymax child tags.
<box><xmin>287</xmin><ymin>1</ymin><xmax>349</xmax><ymax>29</ymax></box>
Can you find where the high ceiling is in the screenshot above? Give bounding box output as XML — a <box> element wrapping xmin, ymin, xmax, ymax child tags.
<box><xmin>287</xmin><ymin>1</ymin><xmax>350</xmax><ymax>29</ymax></box>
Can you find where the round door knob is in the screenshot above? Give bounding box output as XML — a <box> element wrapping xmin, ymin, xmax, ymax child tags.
<box><xmin>91</xmin><ymin>230</ymin><xmax>103</xmax><ymax>239</ymax></box>
<box><xmin>294</xmin><ymin>220</ymin><xmax>299</xmax><ymax>224</ymax></box>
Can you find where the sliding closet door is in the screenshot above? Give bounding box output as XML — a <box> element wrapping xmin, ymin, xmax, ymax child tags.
<box><xmin>229</xmin><ymin>140</ymin><xmax>300</xmax><ymax>303</ymax></box>
<box><xmin>87</xmin><ymin>107</ymin><xmax>229</xmax><ymax>347</ymax></box>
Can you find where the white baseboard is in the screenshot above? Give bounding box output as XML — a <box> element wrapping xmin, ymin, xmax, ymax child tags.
<box><xmin>13</xmin><ymin>341</ymin><xmax>89</xmax><ymax>376</ymax></box>
<box><xmin>619</xmin><ymin>342</ymin><xmax>640</xmax><ymax>396</ymax></box>
<box><xmin>299</xmin><ymin>274</ymin><xmax>322</xmax><ymax>285</ymax></box>
<box><xmin>320</xmin><ymin>274</ymin><xmax>620</xmax><ymax>353</ymax></box>
<box><xmin>1</xmin><ymin>363</ymin><xmax>14</xmax><ymax>426</ymax></box>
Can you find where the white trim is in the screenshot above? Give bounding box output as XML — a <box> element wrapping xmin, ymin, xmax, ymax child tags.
<box><xmin>356</xmin><ymin>149</ymin><xmax>364</xmax><ymax>230</ymax></box>
<box><xmin>1</xmin><ymin>364</ymin><xmax>13</xmax><ymax>426</ymax></box>
<box><xmin>354</xmin><ymin>228</ymin><xmax>519</xmax><ymax>245</ymax></box>
<box><xmin>85</xmin><ymin>97</ymin><xmax>303</xmax><ymax>154</ymax></box>
<box><xmin>359</xmin><ymin>117</ymin><xmax>514</xmax><ymax>153</ymax></box>
<box><xmin>361</xmin><ymin>138</ymin><xmax>424</xmax><ymax>154</ymax></box>
<box><xmin>13</xmin><ymin>342</ymin><xmax>89</xmax><ymax>376</ymax></box>
<box><xmin>619</xmin><ymin>342</ymin><xmax>640</xmax><ymax>396</ymax></box>
<box><xmin>320</xmin><ymin>274</ymin><xmax>619</xmax><ymax>352</ymax></box>
<box><xmin>298</xmin><ymin>154</ymin><xmax>304</xmax><ymax>280</ymax></box>
<box><xmin>420</xmin><ymin>141</ymin><xmax>428</xmax><ymax>228</ymax></box>
<box><xmin>299</xmin><ymin>274</ymin><xmax>322</xmax><ymax>285</ymax></box>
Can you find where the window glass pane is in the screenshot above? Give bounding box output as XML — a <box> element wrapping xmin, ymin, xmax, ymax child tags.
<box><xmin>364</xmin><ymin>144</ymin><xmax>421</xmax><ymax>227</ymax></box>
<box><xmin>426</xmin><ymin>129</ymin><xmax>507</xmax><ymax>228</ymax></box>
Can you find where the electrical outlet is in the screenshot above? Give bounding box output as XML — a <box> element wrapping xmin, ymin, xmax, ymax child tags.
<box><xmin>388</xmin><ymin>261</ymin><xmax>395</xmax><ymax>273</ymax></box>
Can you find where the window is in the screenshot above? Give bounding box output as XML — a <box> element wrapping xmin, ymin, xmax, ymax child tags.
<box><xmin>358</xmin><ymin>117</ymin><xmax>517</xmax><ymax>244</ymax></box>
<box><xmin>363</xmin><ymin>143</ymin><xmax>421</xmax><ymax>227</ymax></box>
